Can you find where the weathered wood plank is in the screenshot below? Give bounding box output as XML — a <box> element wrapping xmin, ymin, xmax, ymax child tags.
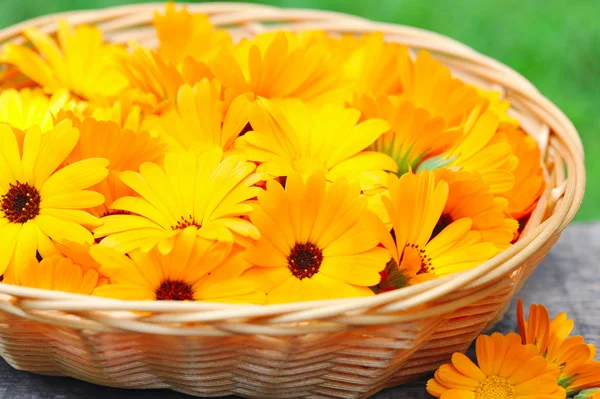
<box><xmin>0</xmin><ymin>223</ymin><xmax>598</xmax><ymax>399</ymax></box>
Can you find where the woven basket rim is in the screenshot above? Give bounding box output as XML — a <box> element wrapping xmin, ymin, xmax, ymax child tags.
<box><xmin>0</xmin><ymin>2</ymin><xmax>586</xmax><ymax>317</ymax></box>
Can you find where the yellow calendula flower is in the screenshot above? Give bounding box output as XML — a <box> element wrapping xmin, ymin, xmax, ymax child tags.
<box><xmin>397</xmin><ymin>50</ymin><xmax>481</xmax><ymax>127</ymax></box>
<box><xmin>0</xmin><ymin>88</ymin><xmax>78</xmax><ymax>132</ymax></box>
<box><xmin>92</xmin><ymin>227</ymin><xmax>264</xmax><ymax>303</ymax></box>
<box><xmin>142</xmin><ymin>79</ymin><xmax>252</xmax><ymax>155</ymax></box>
<box><xmin>242</xmin><ymin>171</ymin><xmax>390</xmax><ymax>304</ymax></box>
<box><xmin>517</xmin><ymin>300</ymin><xmax>600</xmax><ymax>395</ymax></box>
<box><xmin>153</xmin><ymin>2</ymin><xmax>232</xmax><ymax>65</ymax></box>
<box><xmin>211</xmin><ymin>31</ymin><xmax>350</xmax><ymax>105</ymax></box>
<box><xmin>0</xmin><ymin>121</ymin><xmax>108</xmax><ymax>278</ymax></box>
<box><xmin>427</xmin><ymin>332</ymin><xmax>566</xmax><ymax>399</ymax></box>
<box><xmin>62</xmin><ymin>115</ymin><xmax>166</xmax><ymax>219</ymax></box>
<box><xmin>342</xmin><ymin>32</ymin><xmax>409</xmax><ymax>98</ymax></box>
<box><xmin>503</xmin><ymin>125</ymin><xmax>546</xmax><ymax>221</ymax></box>
<box><xmin>418</xmin><ymin>108</ymin><xmax>518</xmax><ymax>194</ymax></box>
<box><xmin>366</xmin><ymin>171</ymin><xmax>497</xmax><ymax>284</ymax></box>
<box><xmin>6</xmin><ymin>254</ymin><xmax>99</xmax><ymax>295</ymax></box>
<box><xmin>354</xmin><ymin>94</ymin><xmax>458</xmax><ymax>175</ymax></box>
<box><xmin>435</xmin><ymin>169</ymin><xmax>518</xmax><ymax>250</ymax></box>
<box><xmin>94</xmin><ymin>149</ymin><xmax>261</xmax><ymax>253</ymax></box>
<box><xmin>239</xmin><ymin>97</ymin><xmax>396</xmax><ymax>191</ymax></box>
<box><xmin>0</xmin><ymin>21</ymin><xmax>128</xmax><ymax>102</ymax></box>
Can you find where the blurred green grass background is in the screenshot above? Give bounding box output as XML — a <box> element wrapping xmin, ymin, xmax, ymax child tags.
<box><xmin>2</xmin><ymin>0</ymin><xmax>598</xmax><ymax>220</ymax></box>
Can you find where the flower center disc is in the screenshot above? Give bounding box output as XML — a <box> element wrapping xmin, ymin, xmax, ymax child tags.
<box><xmin>1</xmin><ymin>181</ymin><xmax>41</xmax><ymax>224</ymax></box>
<box><xmin>288</xmin><ymin>242</ymin><xmax>323</xmax><ymax>280</ymax></box>
<box><xmin>475</xmin><ymin>376</ymin><xmax>515</xmax><ymax>399</ymax></box>
<box><xmin>155</xmin><ymin>280</ymin><xmax>194</xmax><ymax>301</ymax></box>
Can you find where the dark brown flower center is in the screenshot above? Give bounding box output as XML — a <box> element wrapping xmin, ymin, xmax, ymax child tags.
<box><xmin>155</xmin><ymin>279</ymin><xmax>194</xmax><ymax>301</ymax></box>
<box><xmin>1</xmin><ymin>181</ymin><xmax>41</xmax><ymax>224</ymax></box>
<box><xmin>172</xmin><ymin>215</ymin><xmax>201</xmax><ymax>230</ymax></box>
<box><xmin>288</xmin><ymin>242</ymin><xmax>323</xmax><ymax>280</ymax></box>
<box><xmin>431</xmin><ymin>213</ymin><xmax>453</xmax><ymax>239</ymax></box>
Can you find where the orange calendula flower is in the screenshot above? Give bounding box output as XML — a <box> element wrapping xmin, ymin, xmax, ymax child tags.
<box><xmin>142</xmin><ymin>79</ymin><xmax>252</xmax><ymax>155</ymax></box>
<box><xmin>242</xmin><ymin>171</ymin><xmax>390</xmax><ymax>304</ymax></box>
<box><xmin>94</xmin><ymin>149</ymin><xmax>262</xmax><ymax>254</ymax></box>
<box><xmin>211</xmin><ymin>31</ymin><xmax>350</xmax><ymax>105</ymax></box>
<box><xmin>517</xmin><ymin>300</ymin><xmax>599</xmax><ymax>395</ymax></box>
<box><xmin>0</xmin><ymin>21</ymin><xmax>128</xmax><ymax>102</ymax></box>
<box><xmin>503</xmin><ymin>126</ymin><xmax>546</xmax><ymax>221</ymax></box>
<box><xmin>153</xmin><ymin>2</ymin><xmax>232</xmax><ymax>65</ymax></box>
<box><xmin>426</xmin><ymin>332</ymin><xmax>566</xmax><ymax>399</ymax></box>
<box><xmin>366</xmin><ymin>171</ymin><xmax>497</xmax><ymax>285</ymax></box>
<box><xmin>419</xmin><ymin>108</ymin><xmax>518</xmax><ymax>194</ymax></box>
<box><xmin>240</xmin><ymin>97</ymin><xmax>395</xmax><ymax>191</ymax></box>
<box><xmin>435</xmin><ymin>169</ymin><xmax>518</xmax><ymax>250</ymax></box>
<box><xmin>63</xmin><ymin>115</ymin><xmax>166</xmax><ymax>219</ymax></box>
<box><xmin>92</xmin><ymin>227</ymin><xmax>264</xmax><ymax>303</ymax></box>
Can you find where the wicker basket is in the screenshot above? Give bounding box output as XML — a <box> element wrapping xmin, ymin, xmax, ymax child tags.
<box><xmin>0</xmin><ymin>3</ymin><xmax>585</xmax><ymax>398</ymax></box>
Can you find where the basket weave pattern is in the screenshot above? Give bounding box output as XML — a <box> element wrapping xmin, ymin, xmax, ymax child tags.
<box><xmin>0</xmin><ymin>3</ymin><xmax>585</xmax><ymax>398</ymax></box>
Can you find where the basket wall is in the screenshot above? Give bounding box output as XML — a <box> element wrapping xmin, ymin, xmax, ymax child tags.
<box><xmin>0</xmin><ymin>3</ymin><xmax>585</xmax><ymax>398</ymax></box>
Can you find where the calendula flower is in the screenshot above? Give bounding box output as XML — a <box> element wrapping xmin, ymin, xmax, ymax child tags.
<box><xmin>366</xmin><ymin>171</ymin><xmax>497</xmax><ymax>285</ymax></box>
<box><xmin>5</xmin><ymin>254</ymin><xmax>99</xmax><ymax>295</ymax></box>
<box><xmin>0</xmin><ymin>88</ymin><xmax>77</xmax><ymax>132</ymax></box>
<box><xmin>0</xmin><ymin>21</ymin><xmax>128</xmax><ymax>102</ymax></box>
<box><xmin>435</xmin><ymin>169</ymin><xmax>518</xmax><ymax>250</ymax></box>
<box><xmin>211</xmin><ymin>31</ymin><xmax>349</xmax><ymax>105</ymax></box>
<box><xmin>92</xmin><ymin>227</ymin><xmax>263</xmax><ymax>303</ymax></box>
<box><xmin>503</xmin><ymin>126</ymin><xmax>546</xmax><ymax>221</ymax></box>
<box><xmin>354</xmin><ymin>94</ymin><xmax>458</xmax><ymax>175</ymax></box>
<box><xmin>0</xmin><ymin>121</ymin><xmax>108</xmax><ymax>278</ymax></box>
<box><xmin>426</xmin><ymin>332</ymin><xmax>566</xmax><ymax>399</ymax></box>
<box><xmin>342</xmin><ymin>32</ymin><xmax>408</xmax><ymax>98</ymax></box>
<box><xmin>397</xmin><ymin>50</ymin><xmax>481</xmax><ymax>127</ymax></box>
<box><xmin>517</xmin><ymin>300</ymin><xmax>599</xmax><ymax>395</ymax></box>
<box><xmin>153</xmin><ymin>2</ymin><xmax>232</xmax><ymax>65</ymax></box>
<box><xmin>94</xmin><ymin>149</ymin><xmax>261</xmax><ymax>253</ymax></box>
<box><xmin>418</xmin><ymin>108</ymin><xmax>518</xmax><ymax>194</ymax></box>
<box><xmin>242</xmin><ymin>171</ymin><xmax>390</xmax><ymax>304</ymax></box>
<box><xmin>240</xmin><ymin>97</ymin><xmax>396</xmax><ymax>191</ymax></box>
<box><xmin>62</xmin><ymin>115</ymin><xmax>166</xmax><ymax>218</ymax></box>
<box><xmin>142</xmin><ymin>79</ymin><xmax>252</xmax><ymax>155</ymax></box>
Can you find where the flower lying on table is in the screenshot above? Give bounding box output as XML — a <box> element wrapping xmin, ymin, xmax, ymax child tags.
<box><xmin>0</xmin><ymin>2</ymin><xmax>546</xmax><ymax>303</ymax></box>
<box><xmin>427</xmin><ymin>300</ymin><xmax>600</xmax><ymax>399</ymax></box>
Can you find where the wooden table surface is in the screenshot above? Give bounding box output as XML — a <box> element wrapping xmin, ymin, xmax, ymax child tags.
<box><xmin>0</xmin><ymin>223</ymin><xmax>598</xmax><ymax>399</ymax></box>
